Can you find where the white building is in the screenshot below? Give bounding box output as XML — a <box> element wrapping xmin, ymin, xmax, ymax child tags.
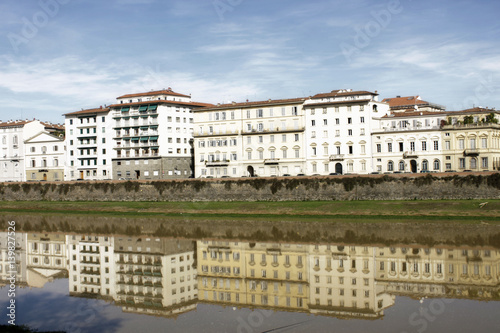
<box><xmin>194</xmin><ymin>97</ymin><xmax>308</xmax><ymax>177</ymax></box>
<box><xmin>371</xmin><ymin>111</ymin><xmax>448</xmax><ymax>173</ymax></box>
<box><xmin>303</xmin><ymin>89</ymin><xmax>390</xmax><ymax>175</ymax></box>
<box><xmin>0</xmin><ymin>120</ymin><xmax>64</xmax><ymax>182</ymax></box>
<box><xmin>24</xmin><ymin>131</ymin><xmax>65</xmax><ymax>181</ymax></box>
<box><xmin>109</xmin><ymin>88</ymin><xmax>211</xmax><ymax>180</ymax></box>
<box><xmin>64</xmin><ymin>107</ymin><xmax>113</xmax><ymax>181</ymax></box>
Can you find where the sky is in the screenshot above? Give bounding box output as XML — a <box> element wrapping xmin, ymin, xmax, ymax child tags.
<box><xmin>0</xmin><ymin>0</ymin><xmax>499</xmax><ymax>124</ymax></box>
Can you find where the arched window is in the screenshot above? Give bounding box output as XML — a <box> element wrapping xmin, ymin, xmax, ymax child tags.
<box><xmin>422</xmin><ymin>160</ymin><xmax>428</xmax><ymax>171</ymax></box>
<box><xmin>399</xmin><ymin>160</ymin><xmax>405</xmax><ymax>171</ymax></box>
<box><xmin>470</xmin><ymin>158</ymin><xmax>477</xmax><ymax>169</ymax></box>
<box><xmin>433</xmin><ymin>159</ymin><xmax>440</xmax><ymax>171</ymax></box>
<box><xmin>387</xmin><ymin>160</ymin><xmax>394</xmax><ymax>171</ymax></box>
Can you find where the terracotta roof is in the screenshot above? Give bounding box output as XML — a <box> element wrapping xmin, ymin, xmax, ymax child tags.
<box><xmin>381</xmin><ymin>96</ymin><xmax>427</xmax><ymax>107</ymax></box>
<box><xmin>0</xmin><ymin>120</ymin><xmax>31</xmax><ymax>128</ymax></box>
<box><xmin>448</xmin><ymin>107</ymin><xmax>498</xmax><ymax>114</ymax></box>
<box><xmin>304</xmin><ymin>99</ymin><xmax>372</xmax><ymax>108</ymax></box>
<box><xmin>312</xmin><ymin>90</ymin><xmax>378</xmax><ymax>99</ymax></box>
<box><xmin>117</xmin><ymin>88</ymin><xmax>190</xmax><ymax>99</ymax></box>
<box><xmin>0</xmin><ymin>120</ymin><xmax>64</xmax><ymax>130</ymax></box>
<box><xmin>64</xmin><ymin>107</ymin><xmax>111</xmax><ymax>116</ymax></box>
<box><xmin>195</xmin><ymin>97</ymin><xmax>307</xmax><ymax>112</ymax></box>
<box><xmin>108</xmin><ymin>100</ymin><xmax>213</xmax><ymax>109</ymax></box>
<box><xmin>383</xmin><ymin>111</ymin><xmax>448</xmax><ymax>118</ymax></box>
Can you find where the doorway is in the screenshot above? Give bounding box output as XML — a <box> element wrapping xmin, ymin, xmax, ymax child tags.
<box><xmin>247</xmin><ymin>166</ymin><xmax>255</xmax><ymax>177</ymax></box>
<box><xmin>43</xmin><ymin>173</ymin><xmax>47</xmax><ymax>181</ymax></box>
<box><xmin>410</xmin><ymin>160</ymin><xmax>417</xmax><ymax>173</ymax></box>
<box><xmin>79</xmin><ymin>171</ymin><xmax>84</xmax><ymax>179</ymax></box>
<box><xmin>335</xmin><ymin>163</ymin><xmax>343</xmax><ymax>175</ymax></box>
<box><xmin>135</xmin><ymin>170</ymin><xmax>140</xmax><ymax>179</ymax></box>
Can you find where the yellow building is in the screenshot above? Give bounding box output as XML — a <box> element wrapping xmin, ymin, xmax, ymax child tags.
<box><xmin>441</xmin><ymin>107</ymin><xmax>500</xmax><ymax>171</ymax></box>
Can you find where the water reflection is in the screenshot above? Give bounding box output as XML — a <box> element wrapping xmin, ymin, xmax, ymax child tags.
<box><xmin>1</xmin><ymin>229</ymin><xmax>499</xmax><ymax>325</ymax></box>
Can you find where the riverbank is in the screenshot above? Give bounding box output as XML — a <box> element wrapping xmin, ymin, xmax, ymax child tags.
<box><xmin>1</xmin><ymin>199</ymin><xmax>500</xmax><ymax>223</ymax></box>
<box><xmin>1</xmin><ymin>173</ymin><xmax>500</xmax><ymax>202</ymax></box>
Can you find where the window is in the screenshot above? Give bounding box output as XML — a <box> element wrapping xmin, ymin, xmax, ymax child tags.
<box><xmin>459</xmin><ymin>158</ymin><xmax>465</xmax><ymax>169</ymax></box>
<box><xmin>482</xmin><ymin>157</ymin><xmax>488</xmax><ymax>168</ymax></box>
<box><xmin>311</xmin><ymin>120</ymin><xmax>316</xmax><ymax>126</ymax></box>
<box><xmin>399</xmin><ymin>160</ymin><xmax>405</xmax><ymax>171</ymax></box>
<box><xmin>360</xmin><ymin>116</ymin><xmax>364</xmax><ymax>123</ymax></box>
<box><xmin>470</xmin><ymin>158</ymin><xmax>477</xmax><ymax>169</ymax></box>
<box><xmin>410</xmin><ymin>142</ymin><xmax>415</xmax><ymax>151</ymax></box>
<box><xmin>458</xmin><ymin>139</ymin><xmax>464</xmax><ymax>149</ymax></box>
<box><xmin>433</xmin><ymin>159</ymin><xmax>440</xmax><ymax>171</ymax></box>
<box><xmin>348</xmin><ymin>129</ymin><xmax>352</xmax><ymax>136</ymax></box>
<box><xmin>481</xmin><ymin>138</ymin><xmax>487</xmax><ymax>148</ymax></box>
<box><xmin>347</xmin><ymin>118</ymin><xmax>352</xmax><ymax>124</ymax></box>
<box><xmin>387</xmin><ymin>142</ymin><xmax>392</xmax><ymax>152</ymax></box>
<box><xmin>376</xmin><ymin>144</ymin><xmax>381</xmax><ymax>153</ymax></box>
<box><xmin>348</xmin><ymin>146</ymin><xmax>353</xmax><ymax>154</ymax></box>
<box><xmin>422</xmin><ymin>160</ymin><xmax>428</xmax><ymax>171</ymax></box>
<box><xmin>399</xmin><ymin>142</ymin><xmax>404</xmax><ymax>152</ymax></box>
<box><xmin>433</xmin><ymin>140</ymin><xmax>439</xmax><ymax>150</ymax></box>
<box><xmin>422</xmin><ymin>141</ymin><xmax>427</xmax><ymax>151</ymax></box>
<box><xmin>387</xmin><ymin>161</ymin><xmax>393</xmax><ymax>171</ymax></box>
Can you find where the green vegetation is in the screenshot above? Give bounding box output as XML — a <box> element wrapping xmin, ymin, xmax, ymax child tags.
<box><xmin>1</xmin><ymin>199</ymin><xmax>499</xmax><ymax>224</ymax></box>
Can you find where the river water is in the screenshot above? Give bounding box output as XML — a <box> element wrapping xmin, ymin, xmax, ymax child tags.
<box><xmin>1</xmin><ymin>219</ymin><xmax>499</xmax><ymax>332</ymax></box>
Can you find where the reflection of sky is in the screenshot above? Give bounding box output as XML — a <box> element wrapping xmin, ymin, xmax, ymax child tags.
<box><xmin>1</xmin><ymin>279</ymin><xmax>500</xmax><ymax>333</ymax></box>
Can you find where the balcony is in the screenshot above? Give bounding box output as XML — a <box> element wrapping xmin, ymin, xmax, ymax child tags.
<box><xmin>205</xmin><ymin>160</ymin><xmax>229</xmax><ymax>167</ymax></box>
<box><xmin>264</xmin><ymin>158</ymin><xmax>280</xmax><ymax>165</ymax></box>
<box><xmin>463</xmin><ymin>149</ymin><xmax>479</xmax><ymax>157</ymax></box>
<box><xmin>329</xmin><ymin>154</ymin><xmax>344</xmax><ymax>161</ymax></box>
<box><xmin>403</xmin><ymin>151</ymin><xmax>418</xmax><ymax>159</ymax></box>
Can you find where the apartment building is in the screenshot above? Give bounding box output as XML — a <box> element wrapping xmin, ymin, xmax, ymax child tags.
<box><xmin>440</xmin><ymin>107</ymin><xmax>500</xmax><ymax>172</ymax></box>
<box><xmin>194</xmin><ymin>98</ymin><xmax>307</xmax><ymax>177</ymax></box>
<box><xmin>0</xmin><ymin>120</ymin><xmax>64</xmax><ymax>182</ymax></box>
<box><xmin>303</xmin><ymin>89</ymin><xmax>390</xmax><ymax>175</ymax></box>
<box><xmin>371</xmin><ymin>111</ymin><xmax>447</xmax><ymax>173</ymax></box>
<box><xmin>109</xmin><ymin>88</ymin><xmax>212</xmax><ymax>180</ymax></box>
<box><xmin>24</xmin><ymin>131</ymin><xmax>65</xmax><ymax>181</ymax></box>
<box><xmin>64</xmin><ymin>107</ymin><xmax>113</xmax><ymax>180</ymax></box>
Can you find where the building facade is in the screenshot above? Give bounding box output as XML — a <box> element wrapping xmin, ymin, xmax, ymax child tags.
<box><xmin>24</xmin><ymin>131</ymin><xmax>65</xmax><ymax>181</ymax></box>
<box><xmin>109</xmin><ymin>89</ymin><xmax>211</xmax><ymax>180</ymax></box>
<box><xmin>303</xmin><ymin>89</ymin><xmax>390</xmax><ymax>175</ymax></box>
<box><xmin>0</xmin><ymin>120</ymin><xmax>63</xmax><ymax>182</ymax></box>
<box><xmin>64</xmin><ymin>107</ymin><xmax>113</xmax><ymax>181</ymax></box>
<box><xmin>193</xmin><ymin>97</ymin><xmax>307</xmax><ymax>178</ymax></box>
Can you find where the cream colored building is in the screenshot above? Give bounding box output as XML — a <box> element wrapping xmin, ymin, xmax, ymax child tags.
<box><xmin>440</xmin><ymin>108</ymin><xmax>500</xmax><ymax>171</ymax></box>
<box><xmin>24</xmin><ymin>131</ymin><xmax>65</xmax><ymax>181</ymax></box>
<box><xmin>371</xmin><ymin>111</ymin><xmax>447</xmax><ymax>173</ymax></box>
<box><xmin>194</xmin><ymin>98</ymin><xmax>307</xmax><ymax>177</ymax></box>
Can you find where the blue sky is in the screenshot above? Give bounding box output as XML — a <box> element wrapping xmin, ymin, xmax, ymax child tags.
<box><xmin>0</xmin><ymin>0</ymin><xmax>499</xmax><ymax>123</ymax></box>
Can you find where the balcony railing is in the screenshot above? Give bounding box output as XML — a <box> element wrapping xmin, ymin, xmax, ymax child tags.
<box><xmin>264</xmin><ymin>158</ymin><xmax>280</xmax><ymax>165</ymax></box>
<box><xmin>463</xmin><ymin>149</ymin><xmax>479</xmax><ymax>156</ymax></box>
<box><xmin>329</xmin><ymin>154</ymin><xmax>344</xmax><ymax>161</ymax></box>
<box><xmin>205</xmin><ymin>160</ymin><xmax>230</xmax><ymax>167</ymax></box>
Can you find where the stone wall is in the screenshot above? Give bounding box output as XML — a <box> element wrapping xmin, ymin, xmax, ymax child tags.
<box><xmin>1</xmin><ymin>173</ymin><xmax>500</xmax><ymax>202</ymax></box>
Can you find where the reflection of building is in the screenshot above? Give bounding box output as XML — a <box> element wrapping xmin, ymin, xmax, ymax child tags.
<box><xmin>26</xmin><ymin>232</ymin><xmax>68</xmax><ymax>287</ymax></box>
<box><xmin>197</xmin><ymin>240</ymin><xmax>310</xmax><ymax>312</ymax></box>
<box><xmin>308</xmin><ymin>244</ymin><xmax>394</xmax><ymax>319</ymax></box>
<box><xmin>114</xmin><ymin>237</ymin><xmax>197</xmax><ymax>317</ymax></box>
<box><xmin>68</xmin><ymin>235</ymin><xmax>115</xmax><ymax>298</ymax></box>
<box><xmin>0</xmin><ymin>231</ymin><xmax>27</xmax><ymax>286</ymax></box>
